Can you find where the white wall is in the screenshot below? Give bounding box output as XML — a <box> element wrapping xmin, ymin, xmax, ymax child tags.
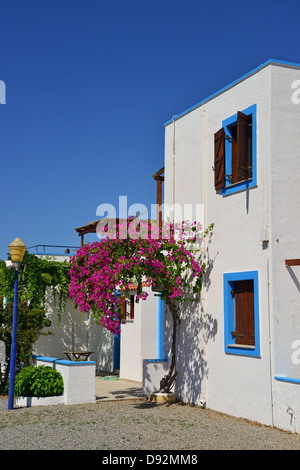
<box><xmin>33</xmin><ymin>295</ymin><xmax>114</xmax><ymax>374</ymax></box>
<box><xmin>269</xmin><ymin>65</ymin><xmax>300</xmax><ymax>432</ymax></box>
<box><xmin>270</xmin><ymin>65</ymin><xmax>300</xmax><ymax>376</ymax></box>
<box><xmin>164</xmin><ymin>108</ymin><xmax>204</xmax><ymax>223</ymax></box>
<box><xmin>201</xmin><ymin>65</ymin><xmax>273</xmax><ymax>425</ymax></box>
<box><xmin>120</xmin><ymin>287</ymin><xmax>159</xmax><ymax>381</ymax></box>
<box><xmin>163</xmin><ymin>62</ymin><xmax>300</xmax><ymax>431</ymax></box>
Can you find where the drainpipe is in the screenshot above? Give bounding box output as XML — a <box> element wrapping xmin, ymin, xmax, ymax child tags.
<box><xmin>172</xmin><ymin>116</ymin><xmax>177</xmax><ymax>222</ymax></box>
<box><xmin>200</xmin><ymin>105</ymin><xmax>207</xmax><ymax>408</ymax></box>
<box><xmin>267</xmin><ymin>257</ymin><xmax>275</xmax><ymax>427</ymax></box>
<box><xmin>261</xmin><ymin>65</ymin><xmax>274</xmax><ymax>428</ymax></box>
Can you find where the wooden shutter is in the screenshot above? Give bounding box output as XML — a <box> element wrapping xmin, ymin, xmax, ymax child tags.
<box><xmin>237</xmin><ymin>111</ymin><xmax>252</xmax><ymax>182</ymax></box>
<box><xmin>230</xmin><ymin>124</ymin><xmax>237</xmax><ymax>184</ymax></box>
<box><xmin>119</xmin><ymin>295</ymin><xmax>134</xmax><ymax>320</ymax></box>
<box><xmin>214</xmin><ymin>127</ymin><xmax>225</xmax><ymax>190</ymax></box>
<box><xmin>130</xmin><ymin>295</ymin><xmax>135</xmax><ymax>320</ymax></box>
<box><xmin>120</xmin><ymin>296</ymin><xmax>126</xmax><ymax>320</ymax></box>
<box><xmin>234</xmin><ymin>280</ymin><xmax>255</xmax><ymax>346</ymax></box>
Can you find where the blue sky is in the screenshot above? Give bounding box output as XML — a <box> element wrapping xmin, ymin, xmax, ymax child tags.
<box><xmin>0</xmin><ymin>0</ymin><xmax>299</xmax><ymax>259</ymax></box>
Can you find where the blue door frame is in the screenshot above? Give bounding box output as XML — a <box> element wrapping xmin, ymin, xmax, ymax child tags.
<box><xmin>113</xmin><ymin>332</ymin><xmax>120</xmax><ymax>371</ymax></box>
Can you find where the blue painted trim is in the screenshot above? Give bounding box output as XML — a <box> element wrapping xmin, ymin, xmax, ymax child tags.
<box><xmin>113</xmin><ymin>289</ymin><xmax>121</xmax><ymax>372</ymax></box>
<box><xmin>55</xmin><ymin>359</ymin><xmax>96</xmax><ymax>365</ymax></box>
<box><xmin>146</xmin><ymin>359</ymin><xmax>168</xmax><ymax>363</ymax></box>
<box><xmin>164</xmin><ymin>59</ymin><xmax>300</xmax><ymax>126</ymax></box>
<box><xmin>34</xmin><ymin>355</ymin><xmax>96</xmax><ymax>365</ymax></box>
<box><xmin>223</xmin><ymin>271</ymin><xmax>260</xmax><ymax>357</ymax></box>
<box><xmin>222</xmin><ymin>104</ymin><xmax>257</xmax><ymax>196</ymax></box>
<box><xmin>34</xmin><ymin>356</ymin><xmax>58</xmax><ymax>363</ymax></box>
<box><xmin>275</xmin><ymin>376</ymin><xmax>300</xmax><ymax>385</ymax></box>
<box><xmin>113</xmin><ymin>333</ymin><xmax>121</xmax><ymax>372</ymax></box>
<box><xmin>158</xmin><ymin>295</ymin><xmax>165</xmax><ymax>360</ymax></box>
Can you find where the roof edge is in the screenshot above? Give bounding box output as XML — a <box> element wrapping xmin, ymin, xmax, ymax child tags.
<box><xmin>164</xmin><ymin>59</ymin><xmax>300</xmax><ymax>126</ymax></box>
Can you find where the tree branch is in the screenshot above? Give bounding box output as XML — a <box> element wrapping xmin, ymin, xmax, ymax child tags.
<box><xmin>159</xmin><ymin>301</ymin><xmax>178</xmax><ymax>393</ymax></box>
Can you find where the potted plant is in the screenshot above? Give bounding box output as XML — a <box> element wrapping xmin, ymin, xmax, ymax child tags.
<box><xmin>14</xmin><ymin>365</ymin><xmax>64</xmax><ymax>407</ymax></box>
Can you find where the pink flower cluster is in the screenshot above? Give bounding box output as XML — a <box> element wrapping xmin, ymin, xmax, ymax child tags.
<box><xmin>69</xmin><ymin>219</ymin><xmax>205</xmax><ymax>335</ymax></box>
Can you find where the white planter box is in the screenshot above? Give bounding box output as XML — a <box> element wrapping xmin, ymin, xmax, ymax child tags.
<box><xmin>16</xmin><ymin>355</ymin><xmax>96</xmax><ymax>407</ymax></box>
<box><xmin>16</xmin><ymin>395</ymin><xmax>64</xmax><ymax>407</ymax></box>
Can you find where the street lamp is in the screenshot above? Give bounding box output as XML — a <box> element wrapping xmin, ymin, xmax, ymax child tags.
<box><xmin>7</xmin><ymin>237</ymin><xmax>26</xmax><ymax>410</ymax></box>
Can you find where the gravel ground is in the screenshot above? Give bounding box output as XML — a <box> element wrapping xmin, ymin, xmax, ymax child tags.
<box><xmin>0</xmin><ymin>395</ymin><xmax>300</xmax><ymax>451</ymax></box>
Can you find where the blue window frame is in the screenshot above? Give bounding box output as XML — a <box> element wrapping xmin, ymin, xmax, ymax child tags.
<box><xmin>222</xmin><ymin>104</ymin><xmax>257</xmax><ymax>196</ymax></box>
<box><xmin>223</xmin><ymin>270</ymin><xmax>260</xmax><ymax>357</ymax></box>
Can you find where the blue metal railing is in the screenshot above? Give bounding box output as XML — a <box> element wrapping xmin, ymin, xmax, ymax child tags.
<box><xmin>27</xmin><ymin>245</ymin><xmax>81</xmax><ymax>255</ymax></box>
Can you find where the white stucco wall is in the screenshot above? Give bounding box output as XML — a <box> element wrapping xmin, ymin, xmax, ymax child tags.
<box><xmin>162</xmin><ymin>62</ymin><xmax>300</xmax><ymax>432</ymax></box>
<box><xmin>120</xmin><ymin>287</ymin><xmax>159</xmax><ymax>382</ymax></box>
<box><xmin>269</xmin><ymin>65</ymin><xmax>300</xmax><ymax>375</ymax></box>
<box><xmin>33</xmin><ymin>296</ymin><xmax>114</xmax><ymax>374</ymax></box>
<box><xmin>268</xmin><ymin>65</ymin><xmax>300</xmax><ymax>432</ymax></box>
<box><xmin>201</xmin><ymin>65</ymin><xmax>273</xmax><ymax>425</ymax></box>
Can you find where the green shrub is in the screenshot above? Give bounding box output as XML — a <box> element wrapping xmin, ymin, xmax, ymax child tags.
<box><xmin>14</xmin><ymin>365</ymin><xmax>64</xmax><ymax>397</ymax></box>
<box><xmin>0</xmin><ymin>299</ymin><xmax>52</xmax><ymax>395</ymax></box>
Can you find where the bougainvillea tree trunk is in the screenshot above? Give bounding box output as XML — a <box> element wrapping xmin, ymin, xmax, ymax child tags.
<box><xmin>158</xmin><ymin>301</ymin><xmax>178</xmax><ymax>393</ymax></box>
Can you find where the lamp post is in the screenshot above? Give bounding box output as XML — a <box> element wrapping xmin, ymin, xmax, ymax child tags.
<box><xmin>7</xmin><ymin>238</ymin><xmax>26</xmax><ymax>410</ymax></box>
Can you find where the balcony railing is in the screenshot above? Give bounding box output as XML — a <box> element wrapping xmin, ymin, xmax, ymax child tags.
<box><xmin>27</xmin><ymin>245</ymin><xmax>81</xmax><ymax>256</ymax></box>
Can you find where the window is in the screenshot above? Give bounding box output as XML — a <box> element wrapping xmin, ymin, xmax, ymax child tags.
<box><xmin>232</xmin><ymin>280</ymin><xmax>255</xmax><ymax>346</ymax></box>
<box><xmin>214</xmin><ymin>104</ymin><xmax>257</xmax><ymax>195</ymax></box>
<box><xmin>120</xmin><ymin>295</ymin><xmax>135</xmax><ymax>320</ymax></box>
<box><xmin>223</xmin><ymin>271</ymin><xmax>260</xmax><ymax>357</ymax></box>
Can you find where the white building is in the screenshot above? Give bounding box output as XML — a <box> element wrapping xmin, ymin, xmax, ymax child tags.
<box><xmin>144</xmin><ymin>59</ymin><xmax>300</xmax><ymax>433</ymax></box>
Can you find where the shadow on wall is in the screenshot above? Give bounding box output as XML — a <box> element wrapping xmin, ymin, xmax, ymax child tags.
<box><xmin>174</xmin><ymin>301</ymin><xmax>217</xmax><ymax>405</ymax></box>
<box><xmin>165</xmin><ymin>235</ymin><xmax>218</xmax><ymax>406</ymax></box>
<box><xmin>33</xmin><ymin>295</ymin><xmax>114</xmax><ymax>372</ymax></box>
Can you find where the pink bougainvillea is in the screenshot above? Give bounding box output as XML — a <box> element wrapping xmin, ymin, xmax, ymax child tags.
<box><xmin>68</xmin><ymin>218</ymin><xmax>211</xmax><ymax>335</ymax></box>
